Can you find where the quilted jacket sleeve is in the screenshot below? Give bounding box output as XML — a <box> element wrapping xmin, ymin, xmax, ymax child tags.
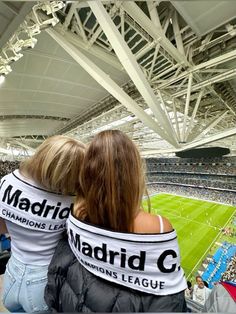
<box><xmin>44</xmin><ymin>235</ymin><xmax>75</xmax><ymax>312</ymax></box>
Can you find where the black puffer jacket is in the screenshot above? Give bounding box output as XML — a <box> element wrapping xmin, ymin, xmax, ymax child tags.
<box><xmin>45</xmin><ymin>237</ymin><xmax>187</xmax><ymax>312</ymax></box>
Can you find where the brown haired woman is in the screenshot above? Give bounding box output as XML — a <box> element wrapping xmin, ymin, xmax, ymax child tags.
<box><xmin>0</xmin><ymin>135</ymin><xmax>85</xmax><ymax>312</ymax></box>
<box><xmin>45</xmin><ymin>130</ymin><xmax>187</xmax><ymax>312</ymax></box>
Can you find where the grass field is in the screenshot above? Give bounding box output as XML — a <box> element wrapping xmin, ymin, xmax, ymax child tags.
<box><xmin>143</xmin><ymin>193</ymin><xmax>236</xmax><ymax>278</ymax></box>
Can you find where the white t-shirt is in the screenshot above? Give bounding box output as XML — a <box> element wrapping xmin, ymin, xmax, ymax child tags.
<box><xmin>193</xmin><ymin>284</ymin><xmax>211</xmax><ymax>305</ymax></box>
<box><xmin>0</xmin><ymin>170</ymin><xmax>75</xmax><ymax>265</ymax></box>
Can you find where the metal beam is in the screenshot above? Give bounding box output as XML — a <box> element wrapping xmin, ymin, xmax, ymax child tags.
<box><xmin>173</xmin><ymin>68</ymin><xmax>236</xmax><ymax>98</ymax></box>
<box><xmin>148</xmin><ymin>44</ymin><xmax>160</xmax><ymax>79</ymax></box>
<box><xmin>73</xmin><ymin>9</ymin><xmax>87</xmax><ymax>42</ymax></box>
<box><xmin>11</xmin><ymin>140</ymin><xmax>35</xmax><ymax>153</ymax></box>
<box><xmin>62</xmin><ymin>2</ymin><xmax>77</xmax><ymax>32</ymax></box>
<box><xmin>88</xmin><ymin>0</ymin><xmax>178</xmax><ymax>145</ymax></box>
<box><xmin>54</xmin><ymin>24</ymin><xmax>123</xmax><ymax>71</ymax></box>
<box><xmin>172</xmin><ymin>11</ymin><xmax>185</xmax><ymax>56</ymax></box>
<box><xmin>182</xmin><ymin>73</ymin><xmax>193</xmax><ymax>141</ymax></box>
<box><xmin>188</xmin><ymin>111</ymin><xmax>229</xmax><ymax>142</ymax></box>
<box><xmin>147</xmin><ymin>1</ymin><xmax>162</xmax><ymax>30</ymax></box>
<box><xmin>136</xmin><ymin>42</ymin><xmax>157</xmax><ymax>60</ymax></box>
<box><xmin>0</xmin><ymin>2</ymin><xmax>35</xmax><ymax>49</ymax></box>
<box><xmin>46</xmin><ymin>28</ymin><xmax>179</xmax><ymax>148</ymax></box>
<box><xmin>120</xmin><ymin>1</ymin><xmax>235</xmax><ymax>125</ymax></box>
<box><xmin>172</xmin><ymin>100</ymin><xmax>181</xmax><ymax>141</ymax></box>
<box><xmin>157</xmin><ymin>90</ymin><xmax>178</xmax><ymax>140</ymax></box>
<box><xmin>122</xmin><ymin>1</ymin><xmax>187</xmax><ymax>65</ymax></box>
<box><xmin>185</xmin><ymin>90</ymin><xmax>204</xmax><ymax>140</ymax></box>
<box><xmin>88</xmin><ymin>1</ymin><xmax>120</xmax><ymax>48</ymax></box>
<box><xmin>181</xmin><ymin>128</ymin><xmax>236</xmax><ymax>151</ymax></box>
<box><xmin>159</xmin><ymin>49</ymin><xmax>236</xmax><ymax>89</ymax></box>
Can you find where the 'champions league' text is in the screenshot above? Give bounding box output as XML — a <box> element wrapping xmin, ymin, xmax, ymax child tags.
<box><xmin>1</xmin><ymin>184</ymin><xmax>73</xmax><ymax>230</ymax></box>
<box><xmin>69</xmin><ymin>228</ymin><xmax>182</xmax><ymax>292</ymax></box>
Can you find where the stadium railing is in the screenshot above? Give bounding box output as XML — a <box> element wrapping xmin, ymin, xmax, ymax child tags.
<box><xmin>186</xmin><ymin>298</ymin><xmax>204</xmax><ymax>313</ymax></box>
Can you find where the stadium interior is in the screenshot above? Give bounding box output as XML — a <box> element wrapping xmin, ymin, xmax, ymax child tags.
<box><xmin>0</xmin><ymin>0</ymin><xmax>235</xmax><ymax>312</ymax></box>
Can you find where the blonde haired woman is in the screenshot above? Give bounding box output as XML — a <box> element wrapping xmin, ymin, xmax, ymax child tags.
<box><xmin>46</xmin><ymin>130</ymin><xmax>187</xmax><ymax>312</ymax></box>
<box><xmin>0</xmin><ymin>135</ymin><xmax>85</xmax><ymax>313</ymax></box>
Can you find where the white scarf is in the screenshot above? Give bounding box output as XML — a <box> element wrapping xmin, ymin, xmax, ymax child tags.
<box><xmin>0</xmin><ymin>170</ymin><xmax>74</xmax><ymax>232</ymax></box>
<box><xmin>67</xmin><ymin>213</ymin><xmax>187</xmax><ymax>295</ymax></box>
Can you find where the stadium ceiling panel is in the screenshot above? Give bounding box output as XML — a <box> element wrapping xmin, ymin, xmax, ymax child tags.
<box><xmin>0</xmin><ymin>0</ymin><xmax>235</xmax><ymax>160</ymax></box>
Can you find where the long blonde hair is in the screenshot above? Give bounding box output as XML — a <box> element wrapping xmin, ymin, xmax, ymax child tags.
<box><xmin>20</xmin><ymin>135</ymin><xmax>85</xmax><ymax>195</ymax></box>
<box><xmin>75</xmin><ymin>130</ymin><xmax>148</xmax><ymax>232</ymax></box>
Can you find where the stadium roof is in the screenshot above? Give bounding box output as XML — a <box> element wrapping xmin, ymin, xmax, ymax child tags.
<box><xmin>0</xmin><ymin>0</ymin><xmax>236</xmax><ymax>160</ymax></box>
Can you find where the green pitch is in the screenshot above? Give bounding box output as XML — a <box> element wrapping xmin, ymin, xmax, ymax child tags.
<box><xmin>143</xmin><ymin>193</ymin><xmax>236</xmax><ymax>278</ymax></box>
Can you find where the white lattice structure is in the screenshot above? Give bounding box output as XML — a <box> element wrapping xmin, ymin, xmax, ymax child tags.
<box><xmin>0</xmin><ymin>1</ymin><xmax>236</xmax><ymax>159</ymax></box>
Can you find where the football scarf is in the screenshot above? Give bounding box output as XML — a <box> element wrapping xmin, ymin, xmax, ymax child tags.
<box><xmin>0</xmin><ymin>170</ymin><xmax>74</xmax><ymax>232</ymax></box>
<box><xmin>68</xmin><ymin>213</ymin><xmax>187</xmax><ymax>295</ymax></box>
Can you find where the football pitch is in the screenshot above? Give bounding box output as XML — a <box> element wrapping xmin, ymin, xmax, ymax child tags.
<box><xmin>143</xmin><ymin>193</ymin><xmax>236</xmax><ymax>278</ymax></box>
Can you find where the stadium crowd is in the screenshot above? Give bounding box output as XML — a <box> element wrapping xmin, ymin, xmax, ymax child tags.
<box><xmin>145</xmin><ymin>157</ymin><xmax>236</xmax><ymax>176</ymax></box>
<box><xmin>144</xmin><ymin>156</ymin><xmax>236</xmax><ymax>206</ymax></box>
<box><xmin>147</xmin><ymin>183</ymin><xmax>236</xmax><ymax>206</ymax></box>
<box><xmin>0</xmin><ymin>154</ymin><xmax>235</xmax><ymax>312</ymax></box>
<box><xmin>221</xmin><ymin>255</ymin><xmax>236</xmax><ymax>282</ymax></box>
<box><xmin>147</xmin><ymin>174</ymin><xmax>235</xmax><ymax>191</ymax></box>
<box><xmin>0</xmin><ymin>161</ymin><xmax>19</xmax><ymax>177</ymax></box>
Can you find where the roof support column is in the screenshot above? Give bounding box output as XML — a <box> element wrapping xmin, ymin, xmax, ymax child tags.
<box><xmin>181</xmin><ymin>128</ymin><xmax>236</xmax><ymax>150</ymax></box>
<box><xmin>122</xmin><ymin>0</ymin><xmax>187</xmax><ymax>64</ymax></box>
<box><xmin>172</xmin><ymin>11</ymin><xmax>185</xmax><ymax>56</ymax></box>
<box><xmin>172</xmin><ymin>100</ymin><xmax>181</xmax><ymax>141</ymax></box>
<box><xmin>181</xmin><ymin>73</ymin><xmax>193</xmax><ymax>141</ymax></box>
<box><xmin>188</xmin><ymin>111</ymin><xmax>229</xmax><ymax>142</ymax></box>
<box><xmin>185</xmin><ymin>90</ymin><xmax>204</xmax><ymax>140</ymax></box>
<box><xmin>46</xmin><ymin>28</ymin><xmax>178</xmax><ymax>147</ymax></box>
<box><xmin>88</xmin><ymin>0</ymin><xmax>179</xmax><ymax>146</ymax></box>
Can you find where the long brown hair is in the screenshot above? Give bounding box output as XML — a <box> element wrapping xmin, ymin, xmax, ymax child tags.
<box><xmin>20</xmin><ymin>135</ymin><xmax>85</xmax><ymax>195</ymax></box>
<box><xmin>74</xmin><ymin>130</ymin><xmax>148</xmax><ymax>232</ymax></box>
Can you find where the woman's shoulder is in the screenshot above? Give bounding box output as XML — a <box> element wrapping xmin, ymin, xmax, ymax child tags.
<box><xmin>134</xmin><ymin>211</ymin><xmax>173</xmax><ymax>234</ymax></box>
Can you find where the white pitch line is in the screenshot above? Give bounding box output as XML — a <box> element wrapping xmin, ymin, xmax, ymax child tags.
<box><xmin>158</xmin><ymin>209</ymin><xmax>220</xmax><ymax>230</ymax></box>
<box><xmin>156</xmin><ymin>192</ymin><xmax>236</xmax><ymax>207</ymax></box>
<box><xmin>187</xmin><ymin>208</ymin><xmax>236</xmax><ymax>280</ymax></box>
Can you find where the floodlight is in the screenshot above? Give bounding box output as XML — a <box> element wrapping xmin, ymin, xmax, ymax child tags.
<box><xmin>33</xmin><ymin>4</ymin><xmax>59</xmax><ymax>28</ymax></box>
<box><xmin>27</xmin><ymin>24</ymin><xmax>41</xmax><ymax>36</ymax></box>
<box><xmin>41</xmin><ymin>1</ymin><xmax>65</xmax><ymax>14</ymax></box>
<box><xmin>0</xmin><ymin>56</ymin><xmax>8</xmax><ymax>65</ymax></box>
<box><xmin>3</xmin><ymin>48</ymin><xmax>23</xmax><ymax>63</ymax></box>
<box><xmin>32</xmin><ymin>1</ymin><xmax>64</xmax><ymax>28</ymax></box>
<box><xmin>12</xmin><ymin>39</ymin><xmax>24</xmax><ymax>52</ymax></box>
<box><xmin>0</xmin><ymin>75</ymin><xmax>5</xmax><ymax>85</ymax></box>
<box><xmin>0</xmin><ymin>65</ymin><xmax>12</xmax><ymax>75</ymax></box>
<box><xmin>22</xmin><ymin>38</ymin><xmax>38</xmax><ymax>49</ymax></box>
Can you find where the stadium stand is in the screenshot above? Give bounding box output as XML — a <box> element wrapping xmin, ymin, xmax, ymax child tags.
<box><xmin>202</xmin><ymin>242</ymin><xmax>236</xmax><ymax>288</ymax></box>
<box><xmin>0</xmin><ymin>159</ymin><xmax>235</xmax><ymax>313</ymax></box>
<box><xmin>221</xmin><ymin>255</ymin><xmax>236</xmax><ymax>282</ymax></box>
<box><xmin>146</xmin><ymin>156</ymin><xmax>236</xmax><ymax>305</ymax></box>
<box><xmin>0</xmin><ymin>161</ymin><xmax>19</xmax><ymax>177</ymax></box>
<box><xmin>145</xmin><ymin>157</ymin><xmax>236</xmax><ymax>206</ymax></box>
<box><xmin>0</xmin><ymin>161</ymin><xmax>19</xmax><ymax>275</ymax></box>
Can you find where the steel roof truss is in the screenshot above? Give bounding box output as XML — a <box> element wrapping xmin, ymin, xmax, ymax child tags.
<box><xmin>88</xmin><ymin>0</ymin><xmax>179</xmax><ymax>146</ymax></box>
<box><xmin>47</xmin><ymin>28</ymin><xmax>178</xmax><ymax>148</ymax></box>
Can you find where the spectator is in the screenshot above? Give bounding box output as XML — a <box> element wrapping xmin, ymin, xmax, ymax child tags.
<box><xmin>203</xmin><ymin>281</ymin><xmax>236</xmax><ymax>312</ymax></box>
<box><xmin>0</xmin><ymin>135</ymin><xmax>85</xmax><ymax>313</ymax></box>
<box><xmin>45</xmin><ymin>130</ymin><xmax>187</xmax><ymax>313</ymax></box>
<box><xmin>185</xmin><ymin>281</ymin><xmax>193</xmax><ymax>299</ymax></box>
<box><xmin>192</xmin><ymin>275</ymin><xmax>211</xmax><ymax>306</ymax></box>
